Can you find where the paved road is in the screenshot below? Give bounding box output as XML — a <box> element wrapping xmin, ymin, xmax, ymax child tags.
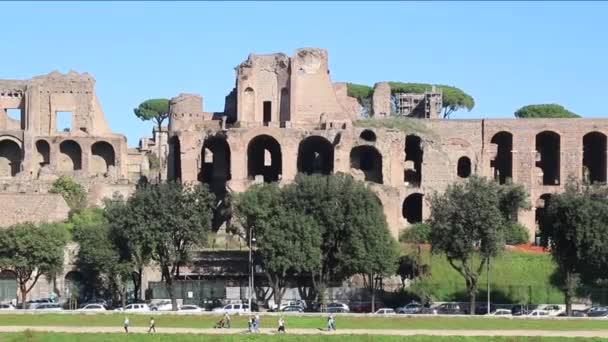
<box><xmin>2</xmin><ymin>326</ymin><xmax>608</xmax><ymax>337</ymax></box>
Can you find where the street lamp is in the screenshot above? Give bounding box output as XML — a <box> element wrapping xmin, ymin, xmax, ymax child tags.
<box><xmin>248</xmin><ymin>229</ymin><xmax>256</xmax><ymax>312</ymax></box>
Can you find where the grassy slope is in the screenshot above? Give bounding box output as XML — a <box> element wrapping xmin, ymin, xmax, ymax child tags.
<box><xmin>406</xmin><ymin>249</ymin><xmax>564</xmax><ymax>304</ymax></box>
<box><xmin>1</xmin><ymin>332</ymin><xmax>607</xmax><ymax>342</ymax></box>
<box><xmin>0</xmin><ymin>314</ymin><xmax>607</xmax><ymax>331</ymax></box>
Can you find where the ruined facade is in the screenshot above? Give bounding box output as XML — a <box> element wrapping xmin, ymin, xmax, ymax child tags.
<box><xmin>167</xmin><ymin>47</ymin><xmax>608</xmax><ymax>242</ymax></box>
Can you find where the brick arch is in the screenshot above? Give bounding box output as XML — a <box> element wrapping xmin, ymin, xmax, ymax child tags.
<box><xmin>536</xmin><ymin>131</ymin><xmax>561</xmax><ymax>186</ymax></box>
<box><xmin>91</xmin><ymin>141</ymin><xmax>115</xmax><ymax>174</ymax></box>
<box><xmin>247</xmin><ymin>134</ymin><xmax>282</xmax><ymax>182</ymax></box>
<box><xmin>297</xmin><ymin>135</ymin><xmax>334</xmax><ymax>175</ymax></box>
<box><xmin>490</xmin><ymin>131</ymin><xmax>513</xmax><ymax>184</ymax></box>
<box><xmin>59</xmin><ymin>140</ymin><xmax>82</xmax><ymax>171</ymax></box>
<box><xmin>0</xmin><ymin>138</ymin><xmax>22</xmax><ymax>177</ymax></box>
<box><xmin>402</xmin><ymin>193</ymin><xmax>424</xmax><ymax>224</ymax></box>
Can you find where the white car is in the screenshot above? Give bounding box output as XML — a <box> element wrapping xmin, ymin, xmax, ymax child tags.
<box><xmin>80</xmin><ymin>304</ymin><xmax>107</xmax><ymax>312</ymax></box>
<box><xmin>0</xmin><ymin>304</ymin><xmax>15</xmax><ymax>311</ymax></box>
<box><xmin>542</xmin><ymin>305</ymin><xmax>564</xmax><ymax>316</ymax></box>
<box><xmin>488</xmin><ymin>309</ymin><xmax>512</xmax><ymax>316</ymax></box>
<box><xmin>115</xmin><ymin>303</ymin><xmax>150</xmax><ymax>312</ymax></box>
<box><xmin>212</xmin><ymin>303</ymin><xmax>250</xmax><ymax>314</ymax></box>
<box><xmin>374</xmin><ymin>308</ymin><xmax>396</xmax><ymax>315</ymax></box>
<box><xmin>151</xmin><ymin>300</ymin><xmax>177</xmax><ymax>311</ymax></box>
<box><xmin>34</xmin><ymin>303</ymin><xmax>62</xmax><ymax>311</ymax></box>
<box><xmin>528</xmin><ymin>309</ymin><xmax>550</xmax><ymax>317</ymax></box>
<box><xmin>275</xmin><ymin>300</ymin><xmax>306</xmax><ymax>311</ymax></box>
<box><xmin>179</xmin><ymin>304</ymin><xmax>204</xmax><ymax>312</ymax></box>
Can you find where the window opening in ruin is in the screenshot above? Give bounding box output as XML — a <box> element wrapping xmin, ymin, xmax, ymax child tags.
<box><xmin>360</xmin><ymin>130</ymin><xmax>377</xmax><ymax>142</ymax></box>
<box><xmin>403</xmin><ymin>193</ymin><xmax>423</xmax><ymax>224</ymax></box>
<box><xmin>199</xmin><ymin>136</ymin><xmax>231</xmax><ymax>232</ymax></box>
<box><xmin>535</xmin><ymin>194</ymin><xmax>552</xmax><ymax>245</ymax></box>
<box><xmin>583</xmin><ymin>132</ymin><xmax>607</xmax><ymax>184</ymax></box>
<box><xmin>59</xmin><ymin>140</ymin><xmax>82</xmax><ymax>171</ymax></box>
<box><xmin>490</xmin><ymin>131</ymin><xmax>513</xmax><ymax>184</ymax></box>
<box><xmin>56</xmin><ymin>111</ymin><xmax>73</xmax><ymax>132</ymax></box>
<box><xmin>0</xmin><ymin>140</ymin><xmax>22</xmax><ymax>177</ymax></box>
<box><xmin>404</xmin><ymin>135</ymin><xmax>423</xmax><ymax>186</ymax></box>
<box><xmin>247</xmin><ymin>135</ymin><xmax>282</xmax><ymax>183</ymax></box>
<box><xmin>263</xmin><ymin>101</ymin><xmax>272</xmax><ymax>125</ymax></box>
<box><xmin>457</xmin><ymin>156</ymin><xmax>472</xmax><ymax>178</ymax></box>
<box><xmin>35</xmin><ymin>140</ymin><xmax>50</xmax><ymax>167</ymax></box>
<box><xmin>297</xmin><ymin>136</ymin><xmax>334</xmax><ymax>175</ymax></box>
<box><xmin>536</xmin><ymin>131</ymin><xmax>560</xmax><ymax>186</ymax></box>
<box><xmin>243</xmin><ymin>88</ymin><xmax>255</xmax><ymax>121</ymax></box>
<box><xmin>169</xmin><ymin>136</ymin><xmax>181</xmax><ymax>181</ymax></box>
<box><xmin>5</xmin><ymin>108</ymin><xmax>21</xmax><ymax>122</ymax></box>
<box><xmin>279</xmin><ymin>88</ymin><xmax>289</xmax><ymax>122</ymax></box>
<box><xmin>91</xmin><ymin>141</ymin><xmax>116</xmax><ymax>174</ymax></box>
<box><xmin>350</xmin><ymin>145</ymin><xmax>383</xmax><ymax>184</ymax></box>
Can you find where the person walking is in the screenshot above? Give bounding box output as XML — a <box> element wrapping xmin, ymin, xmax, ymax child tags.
<box><xmin>123</xmin><ymin>317</ymin><xmax>130</xmax><ymax>333</ymax></box>
<box><xmin>223</xmin><ymin>313</ymin><xmax>231</xmax><ymax>328</ymax></box>
<box><xmin>248</xmin><ymin>316</ymin><xmax>254</xmax><ymax>333</ymax></box>
<box><xmin>254</xmin><ymin>314</ymin><xmax>261</xmax><ymax>333</ymax></box>
<box><xmin>277</xmin><ymin>316</ymin><xmax>286</xmax><ymax>333</ymax></box>
<box><xmin>148</xmin><ymin>317</ymin><xmax>156</xmax><ymax>333</ymax></box>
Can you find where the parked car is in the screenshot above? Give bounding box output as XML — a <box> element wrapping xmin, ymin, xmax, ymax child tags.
<box><xmin>79</xmin><ymin>300</ymin><xmax>109</xmax><ymax>309</ymax></box>
<box><xmin>374</xmin><ymin>308</ymin><xmax>396</xmax><ymax>315</ymax></box>
<box><xmin>80</xmin><ymin>304</ymin><xmax>107</xmax><ymax>312</ymax></box>
<box><xmin>527</xmin><ymin>309</ymin><xmax>550</xmax><ymax>317</ymax></box>
<box><xmin>34</xmin><ymin>303</ymin><xmax>62</xmax><ymax>311</ymax></box>
<box><xmin>557</xmin><ymin>310</ymin><xmax>586</xmax><ymax>317</ymax></box>
<box><xmin>24</xmin><ymin>298</ymin><xmax>53</xmax><ymax>309</ymax></box>
<box><xmin>179</xmin><ymin>304</ymin><xmax>204</xmax><ymax>312</ymax></box>
<box><xmin>487</xmin><ymin>309</ymin><xmax>512</xmax><ymax>316</ymax></box>
<box><xmin>474</xmin><ymin>303</ymin><xmax>497</xmax><ymax>315</ymax></box>
<box><xmin>150</xmin><ymin>300</ymin><xmax>176</xmax><ymax>311</ymax></box>
<box><xmin>274</xmin><ymin>300</ymin><xmax>307</xmax><ymax>311</ymax></box>
<box><xmin>0</xmin><ymin>304</ymin><xmax>15</xmax><ymax>311</ymax></box>
<box><xmin>212</xmin><ymin>303</ymin><xmax>250</xmax><ymax>314</ymax></box>
<box><xmin>326</xmin><ymin>302</ymin><xmax>350</xmax><ymax>313</ymax></box>
<box><xmin>282</xmin><ymin>305</ymin><xmax>304</xmax><ymax>313</ymax></box>
<box><xmin>417</xmin><ymin>307</ymin><xmax>438</xmax><ymax>315</ymax></box>
<box><xmin>541</xmin><ymin>305</ymin><xmax>564</xmax><ymax>316</ymax></box>
<box><xmin>511</xmin><ymin>304</ymin><xmax>530</xmax><ymax>316</ymax></box>
<box><xmin>397</xmin><ymin>303</ymin><xmax>422</xmax><ymax>314</ymax></box>
<box><xmin>115</xmin><ymin>303</ymin><xmax>150</xmax><ymax>312</ymax></box>
<box><xmin>586</xmin><ymin>307</ymin><xmax>608</xmax><ymax>317</ymax></box>
<box><xmin>436</xmin><ymin>303</ymin><xmax>462</xmax><ymax>315</ymax></box>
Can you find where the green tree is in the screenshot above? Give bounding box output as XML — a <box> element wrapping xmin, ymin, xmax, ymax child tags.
<box><xmin>514</xmin><ymin>104</ymin><xmax>580</xmax><ymax>118</ymax></box>
<box><xmin>124</xmin><ymin>182</ymin><xmax>214</xmax><ymax>310</ymax></box>
<box><xmin>134</xmin><ymin>98</ymin><xmax>170</xmax><ymax>178</ymax></box>
<box><xmin>399</xmin><ymin>223</ymin><xmax>431</xmax><ymax>278</ymax></box>
<box><xmin>540</xmin><ymin>183</ymin><xmax>608</xmax><ymax>315</ymax></box>
<box><xmin>50</xmin><ymin>176</ymin><xmax>87</xmax><ymax>210</ymax></box>
<box><xmin>234</xmin><ymin>183</ymin><xmax>322</xmax><ymax>308</ymax></box>
<box><xmin>0</xmin><ymin>223</ymin><xmax>68</xmax><ymax>307</ymax></box>
<box><xmin>428</xmin><ymin>176</ymin><xmax>528</xmax><ymax>314</ymax></box>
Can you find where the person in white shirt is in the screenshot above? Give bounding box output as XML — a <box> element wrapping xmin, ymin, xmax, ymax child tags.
<box><xmin>123</xmin><ymin>317</ymin><xmax>130</xmax><ymax>333</ymax></box>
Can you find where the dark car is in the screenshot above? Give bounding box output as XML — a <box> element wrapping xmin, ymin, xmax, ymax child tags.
<box><xmin>327</xmin><ymin>306</ymin><xmax>348</xmax><ymax>313</ymax></box>
<box><xmin>282</xmin><ymin>305</ymin><xmax>304</xmax><ymax>313</ymax></box>
<box><xmin>436</xmin><ymin>303</ymin><xmax>463</xmax><ymax>315</ymax></box>
<box><xmin>587</xmin><ymin>307</ymin><xmax>608</xmax><ymax>317</ymax></box>
<box><xmin>511</xmin><ymin>304</ymin><xmax>530</xmax><ymax>316</ymax></box>
<box><xmin>557</xmin><ymin>310</ymin><xmax>586</xmax><ymax>317</ymax></box>
<box><xmin>416</xmin><ymin>307</ymin><xmax>438</xmax><ymax>315</ymax></box>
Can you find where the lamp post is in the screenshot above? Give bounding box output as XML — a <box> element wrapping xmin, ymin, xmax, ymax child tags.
<box><xmin>487</xmin><ymin>257</ymin><xmax>491</xmax><ymax>315</ymax></box>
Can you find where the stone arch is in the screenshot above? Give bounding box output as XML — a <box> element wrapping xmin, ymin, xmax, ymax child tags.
<box><xmin>247</xmin><ymin>134</ymin><xmax>282</xmax><ymax>182</ymax></box>
<box><xmin>91</xmin><ymin>141</ymin><xmax>115</xmax><ymax>174</ymax></box>
<box><xmin>457</xmin><ymin>156</ymin><xmax>472</xmax><ymax>178</ymax></box>
<box><xmin>243</xmin><ymin>87</ymin><xmax>255</xmax><ymax>121</ymax></box>
<box><xmin>59</xmin><ymin>140</ymin><xmax>82</xmax><ymax>171</ymax></box>
<box><xmin>168</xmin><ymin>136</ymin><xmax>181</xmax><ymax>181</ymax></box>
<box><xmin>36</xmin><ymin>140</ymin><xmax>50</xmax><ymax>167</ymax></box>
<box><xmin>490</xmin><ymin>131</ymin><xmax>513</xmax><ymax>184</ymax></box>
<box><xmin>350</xmin><ymin>145</ymin><xmax>383</xmax><ymax>184</ymax></box>
<box><xmin>536</xmin><ymin>131</ymin><xmax>560</xmax><ymax>185</ymax></box>
<box><xmin>405</xmin><ymin>134</ymin><xmax>423</xmax><ymax>186</ymax></box>
<box><xmin>297</xmin><ymin>136</ymin><xmax>334</xmax><ymax>175</ymax></box>
<box><xmin>360</xmin><ymin>129</ymin><xmax>377</xmax><ymax>142</ymax></box>
<box><xmin>64</xmin><ymin>271</ymin><xmax>84</xmax><ymax>300</ymax></box>
<box><xmin>0</xmin><ymin>139</ymin><xmax>22</xmax><ymax>177</ymax></box>
<box><xmin>403</xmin><ymin>193</ymin><xmax>423</xmax><ymax>224</ymax></box>
<box><xmin>0</xmin><ymin>270</ymin><xmax>17</xmax><ymax>302</ymax></box>
<box><xmin>199</xmin><ymin>135</ymin><xmax>231</xmax><ymax>194</ymax></box>
<box><xmin>583</xmin><ymin>131</ymin><xmax>607</xmax><ymax>184</ymax></box>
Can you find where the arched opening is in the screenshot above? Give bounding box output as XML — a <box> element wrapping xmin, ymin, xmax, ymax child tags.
<box><xmin>36</xmin><ymin>140</ymin><xmax>50</xmax><ymax>167</ymax></box>
<box><xmin>199</xmin><ymin>135</ymin><xmax>231</xmax><ymax>232</ymax></box>
<box><xmin>457</xmin><ymin>156</ymin><xmax>471</xmax><ymax>178</ymax></box>
<box><xmin>536</xmin><ymin>131</ymin><xmax>560</xmax><ymax>185</ymax></box>
<box><xmin>91</xmin><ymin>141</ymin><xmax>115</xmax><ymax>174</ymax></box>
<box><xmin>491</xmin><ymin>131</ymin><xmax>513</xmax><ymax>184</ymax></box>
<box><xmin>535</xmin><ymin>194</ymin><xmax>552</xmax><ymax>244</ymax></box>
<box><xmin>403</xmin><ymin>193</ymin><xmax>423</xmax><ymax>224</ymax></box>
<box><xmin>583</xmin><ymin>132</ymin><xmax>607</xmax><ymax>184</ymax></box>
<box><xmin>297</xmin><ymin>136</ymin><xmax>334</xmax><ymax>175</ymax></box>
<box><xmin>168</xmin><ymin>136</ymin><xmax>181</xmax><ymax>181</ymax></box>
<box><xmin>64</xmin><ymin>271</ymin><xmax>84</xmax><ymax>301</ymax></box>
<box><xmin>0</xmin><ymin>271</ymin><xmax>17</xmax><ymax>302</ymax></box>
<box><xmin>0</xmin><ymin>140</ymin><xmax>21</xmax><ymax>177</ymax></box>
<box><xmin>360</xmin><ymin>130</ymin><xmax>377</xmax><ymax>142</ymax></box>
<box><xmin>243</xmin><ymin>87</ymin><xmax>255</xmax><ymax>121</ymax></box>
<box><xmin>59</xmin><ymin>140</ymin><xmax>82</xmax><ymax>171</ymax></box>
<box><xmin>247</xmin><ymin>135</ymin><xmax>282</xmax><ymax>182</ymax></box>
<box><xmin>404</xmin><ymin>135</ymin><xmax>423</xmax><ymax>186</ymax></box>
<box><xmin>350</xmin><ymin>145</ymin><xmax>383</xmax><ymax>184</ymax></box>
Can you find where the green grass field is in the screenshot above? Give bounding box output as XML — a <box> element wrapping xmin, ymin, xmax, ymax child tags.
<box><xmin>0</xmin><ymin>313</ymin><xmax>607</xmax><ymax>331</ymax></box>
<box><xmin>406</xmin><ymin>248</ymin><xmax>565</xmax><ymax>304</ymax></box>
<box><xmin>1</xmin><ymin>332</ymin><xmax>607</xmax><ymax>342</ymax></box>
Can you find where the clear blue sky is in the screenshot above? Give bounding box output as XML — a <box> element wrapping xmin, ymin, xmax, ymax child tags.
<box><xmin>3</xmin><ymin>1</ymin><xmax>608</xmax><ymax>146</ymax></box>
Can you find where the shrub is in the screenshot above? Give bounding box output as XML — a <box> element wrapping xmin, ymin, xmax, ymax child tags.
<box><xmin>504</xmin><ymin>223</ymin><xmax>530</xmax><ymax>245</ymax></box>
<box><xmin>399</xmin><ymin>223</ymin><xmax>431</xmax><ymax>243</ymax></box>
<box><xmin>50</xmin><ymin>176</ymin><xmax>87</xmax><ymax>210</ymax></box>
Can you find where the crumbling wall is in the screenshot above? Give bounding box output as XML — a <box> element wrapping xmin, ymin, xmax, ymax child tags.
<box><xmin>372</xmin><ymin>82</ymin><xmax>391</xmax><ymax>117</ymax></box>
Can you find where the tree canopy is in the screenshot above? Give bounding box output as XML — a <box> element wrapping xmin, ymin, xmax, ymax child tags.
<box><xmin>540</xmin><ymin>183</ymin><xmax>608</xmax><ymax>314</ymax></box>
<box><xmin>133</xmin><ymin>99</ymin><xmax>170</xmax><ymax>127</ymax></box>
<box><xmin>514</xmin><ymin>104</ymin><xmax>580</xmax><ymax>118</ymax></box>
<box><xmin>0</xmin><ymin>223</ymin><xmax>68</xmax><ymax>306</ymax></box>
<box><xmin>428</xmin><ymin>176</ymin><xmax>528</xmax><ymax>314</ymax></box>
<box><xmin>50</xmin><ymin>176</ymin><xmax>87</xmax><ymax>211</ymax></box>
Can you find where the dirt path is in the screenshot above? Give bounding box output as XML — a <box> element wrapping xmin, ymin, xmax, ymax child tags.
<box><xmin>1</xmin><ymin>326</ymin><xmax>608</xmax><ymax>337</ymax></box>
